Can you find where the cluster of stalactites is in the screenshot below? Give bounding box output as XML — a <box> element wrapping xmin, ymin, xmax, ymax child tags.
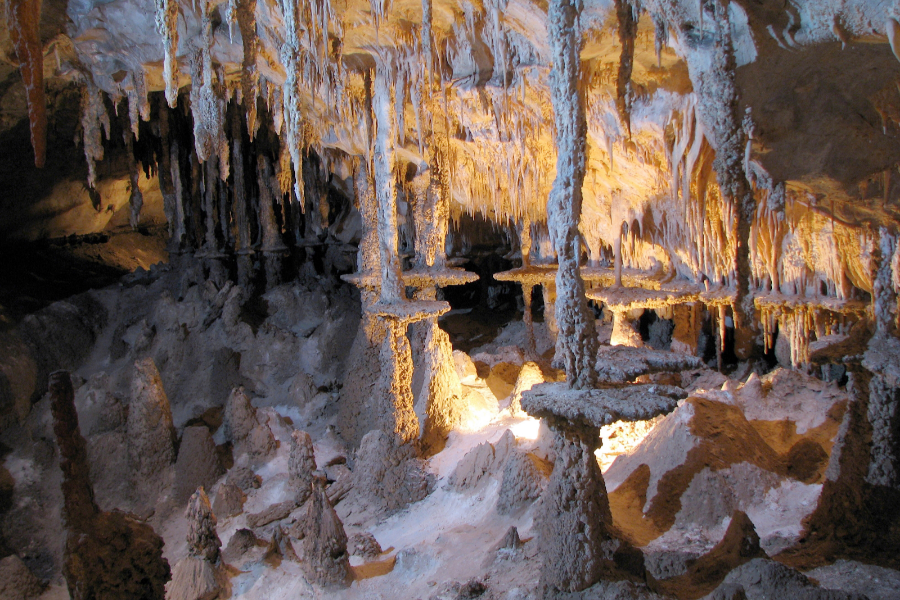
<box><xmin>189</xmin><ymin>1</ymin><xmax>229</xmax><ymax>177</ymax></box>
<box><xmin>279</xmin><ymin>0</ymin><xmax>346</xmax><ymax>212</ymax></box>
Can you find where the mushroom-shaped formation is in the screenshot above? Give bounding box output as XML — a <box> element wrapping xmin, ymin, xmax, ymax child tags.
<box><xmin>521</xmin><ymin>382</ymin><xmax>683</xmax><ymax>593</ymax></box>
<box><xmin>587</xmin><ymin>285</ymin><xmax>701</xmax><ymax>349</ymax></box>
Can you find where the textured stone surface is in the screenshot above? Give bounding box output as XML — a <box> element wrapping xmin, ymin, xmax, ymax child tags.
<box><xmin>301</xmin><ymin>483</ymin><xmax>351</xmax><ymax>588</ymax></box>
<box><xmin>289</xmin><ymin>429</ymin><xmax>317</xmax><ymax>505</ymax></box>
<box><xmin>521</xmin><ymin>382</ymin><xmax>684</xmax><ymax>430</ymax></box>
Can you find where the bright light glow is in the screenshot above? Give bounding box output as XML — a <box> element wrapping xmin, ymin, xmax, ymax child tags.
<box><xmin>510</xmin><ymin>416</ymin><xmax>541</xmax><ymax>440</ymax></box>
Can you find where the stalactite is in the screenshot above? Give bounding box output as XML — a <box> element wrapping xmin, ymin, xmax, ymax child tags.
<box><xmin>547</xmin><ymin>0</ymin><xmax>598</xmax><ymax>389</ymax></box>
<box><xmin>158</xmin><ymin>98</ymin><xmax>178</xmax><ymax>247</ymax></box>
<box><xmin>155</xmin><ymin>0</ymin><xmax>180</xmax><ymax>108</ymax></box>
<box><xmin>280</xmin><ymin>0</ymin><xmax>307</xmax><ymax>212</ymax></box>
<box><xmin>614</xmin><ymin>0</ymin><xmax>637</xmax><ymax>136</ymax></box>
<box><xmin>81</xmin><ymin>80</ymin><xmax>110</xmax><ymax>189</ymax></box>
<box><xmin>7</xmin><ymin>0</ymin><xmax>46</xmax><ymax>167</ymax></box>
<box><xmin>189</xmin><ymin>3</ymin><xmax>227</xmax><ymax>166</ymax></box>
<box><xmin>125</xmin><ymin>128</ymin><xmax>144</xmax><ymax>230</ymax></box>
<box><xmin>236</xmin><ymin>0</ymin><xmax>260</xmax><ymax>139</ymax></box>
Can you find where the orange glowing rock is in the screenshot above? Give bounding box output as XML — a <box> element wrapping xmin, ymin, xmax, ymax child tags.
<box><xmin>7</xmin><ymin>0</ymin><xmax>46</xmax><ymax>168</ymax></box>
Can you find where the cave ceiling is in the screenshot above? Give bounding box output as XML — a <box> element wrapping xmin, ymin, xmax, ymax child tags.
<box><xmin>1</xmin><ymin>0</ymin><xmax>900</xmax><ymax>281</ymax></box>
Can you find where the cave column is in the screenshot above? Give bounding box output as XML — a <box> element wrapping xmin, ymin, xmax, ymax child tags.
<box><xmin>232</xmin><ymin>107</ymin><xmax>255</xmax><ymax>288</ymax></box>
<box><xmin>546</xmin><ymin>0</ymin><xmax>598</xmax><ymax>389</ymax></box>
<box><xmin>257</xmin><ymin>155</ymin><xmax>288</xmax><ymax>287</ymax></box>
<box><xmin>368</xmin><ymin>58</ymin><xmax>449</xmax><ymax>447</ymax></box>
<box><xmin>539</xmin><ymin>420</ymin><xmax>613</xmax><ymax>592</ymax></box>
<box><xmin>694</xmin><ymin>0</ymin><xmax>757</xmax><ymax>359</ymax></box>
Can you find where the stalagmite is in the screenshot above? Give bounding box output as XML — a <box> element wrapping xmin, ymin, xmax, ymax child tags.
<box><xmin>289</xmin><ymin>429</ymin><xmax>317</xmax><ymax>505</ymax></box>
<box><xmin>546</xmin><ymin>0</ymin><xmax>598</xmax><ymax>388</ymax></box>
<box><xmin>167</xmin><ymin>488</ymin><xmax>224</xmax><ymax>600</ymax></box>
<box><xmin>50</xmin><ymin>371</ymin><xmax>170</xmax><ymax>600</ymax></box>
<box><xmin>6</xmin><ymin>0</ymin><xmax>46</xmax><ymax>167</ymax></box>
<box><xmin>521</xmin><ymin>383</ymin><xmax>680</xmax><ymax>592</ymax></box>
<box><xmin>127</xmin><ymin>358</ymin><xmax>176</xmax><ymax>505</ymax></box>
<box><xmin>301</xmin><ymin>482</ymin><xmax>351</xmax><ymax>588</ymax></box>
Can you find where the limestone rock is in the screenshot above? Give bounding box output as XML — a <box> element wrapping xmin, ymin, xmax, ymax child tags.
<box><xmin>301</xmin><ymin>483</ymin><xmax>351</xmax><ymax>588</ymax></box>
<box><xmin>186</xmin><ymin>487</ymin><xmax>221</xmax><ymax>562</ymax></box>
<box><xmin>447</xmin><ymin>441</ymin><xmax>495</xmax><ymax>490</ymax></box>
<box><xmin>174</xmin><ymin>426</ymin><xmax>224</xmax><ymax>506</ymax></box>
<box><xmin>224</xmin><ymin>387</ymin><xmax>275</xmax><ymax>464</ymax></box>
<box><xmin>223</xmin><ymin>386</ymin><xmax>259</xmax><ymax>443</ymax></box>
<box><xmin>166</xmin><ymin>556</ymin><xmax>222</xmax><ymax>600</ymax></box>
<box><xmin>245</xmin><ymin>500</ymin><xmax>297</xmax><ymax>529</ymax></box>
<box><xmin>63</xmin><ymin>510</ymin><xmax>171</xmax><ymax>600</ymax></box>
<box><xmin>51</xmin><ymin>370</ymin><xmax>170</xmax><ymax>599</ymax></box>
<box><xmin>703</xmin><ymin>558</ymin><xmax>867</xmax><ymax>600</ymax></box>
<box><xmin>497</xmin><ymin>451</ymin><xmax>547</xmax><ymax>515</ymax></box>
<box><xmin>228</xmin><ymin>466</ymin><xmax>261</xmax><ymax>491</ymax></box>
<box><xmin>452</xmin><ymin>350</ymin><xmax>478</xmax><ymax>383</ymax></box>
<box><xmin>348</xmin><ymin>532</ymin><xmax>382</xmax><ymax>560</ymax></box>
<box><xmin>222</xmin><ymin>529</ymin><xmax>258</xmax><ymax>565</ymax></box>
<box><xmin>0</xmin><ymin>555</ymin><xmax>45</xmax><ymax>600</ymax></box>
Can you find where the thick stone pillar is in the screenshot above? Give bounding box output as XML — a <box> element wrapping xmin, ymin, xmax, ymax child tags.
<box><xmin>540</xmin><ymin>424</ymin><xmax>613</xmax><ymax>592</ymax></box>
